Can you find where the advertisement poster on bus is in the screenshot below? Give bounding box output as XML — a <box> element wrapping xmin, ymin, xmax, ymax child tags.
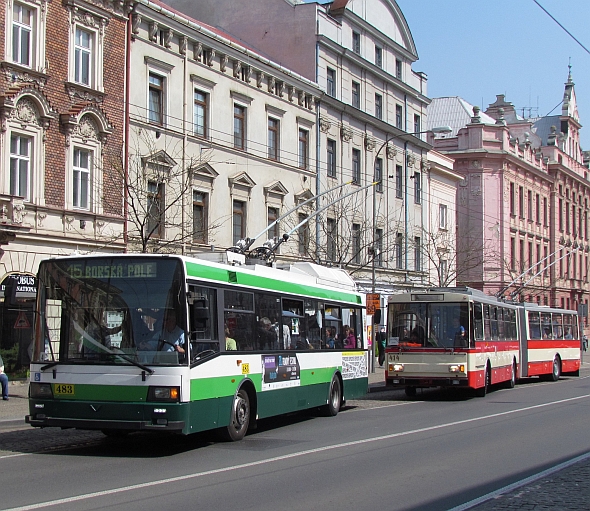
<box><xmin>261</xmin><ymin>354</ymin><xmax>301</xmax><ymax>390</ymax></box>
<box><xmin>341</xmin><ymin>352</ymin><xmax>368</xmax><ymax>380</ymax></box>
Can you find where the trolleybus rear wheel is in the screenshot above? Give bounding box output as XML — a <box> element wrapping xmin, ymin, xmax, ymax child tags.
<box><xmin>222</xmin><ymin>388</ymin><xmax>250</xmax><ymax>441</ymax></box>
<box><xmin>506</xmin><ymin>360</ymin><xmax>516</xmax><ymax>389</ymax></box>
<box><xmin>323</xmin><ymin>376</ymin><xmax>342</xmax><ymax>416</ymax></box>
<box><xmin>550</xmin><ymin>356</ymin><xmax>561</xmax><ymax>382</ymax></box>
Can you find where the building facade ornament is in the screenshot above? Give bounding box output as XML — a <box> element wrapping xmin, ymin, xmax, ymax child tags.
<box><xmin>219</xmin><ymin>54</ymin><xmax>228</xmax><ymax>72</ymax></box>
<box><xmin>341</xmin><ymin>125</ymin><xmax>353</xmax><ymax>142</ymax></box>
<box><xmin>364</xmin><ymin>134</ymin><xmax>376</xmax><ymax>151</ymax></box>
<box><xmin>319</xmin><ymin>116</ymin><xmax>331</xmax><ymax>133</ymax></box>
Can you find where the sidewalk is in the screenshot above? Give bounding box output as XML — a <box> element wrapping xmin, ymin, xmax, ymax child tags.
<box><xmin>0</xmin><ymin>379</ymin><xmax>29</xmax><ymax>426</ymax></box>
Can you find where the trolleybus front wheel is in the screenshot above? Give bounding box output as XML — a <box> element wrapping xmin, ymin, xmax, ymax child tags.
<box><xmin>475</xmin><ymin>364</ymin><xmax>491</xmax><ymax>397</ymax></box>
<box><xmin>405</xmin><ymin>386</ymin><xmax>417</xmax><ymax>397</ymax></box>
<box><xmin>222</xmin><ymin>388</ymin><xmax>251</xmax><ymax>441</ymax></box>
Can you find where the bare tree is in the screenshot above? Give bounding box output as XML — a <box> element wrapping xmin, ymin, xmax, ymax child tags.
<box><xmin>102</xmin><ymin>130</ymin><xmax>222</xmax><ymax>253</ymax></box>
<box><xmin>279</xmin><ymin>185</ymin><xmax>382</xmax><ymax>274</ymax></box>
<box><xmin>419</xmin><ymin>224</ymin><xmax>500</xmax><ymax>288</ymax></box>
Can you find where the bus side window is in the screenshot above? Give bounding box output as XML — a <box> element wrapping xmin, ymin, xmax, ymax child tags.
<box><xmin>484</xmin><ymin>304</ymin><xmax>491</xmax><ymax>340</ymax></box>
<box><xmin>528</xmin><ymin>311</ymin><xmax>541</xmax><ymax>339</ymax></box>
<box><xmin>490</xmin><ymin>307</ymin><xmax>499</xmax><ymax>340</ymax></box>
<box><xmin>552</xmin><ymin>313</ymin><xmax>563</xmax><ymax>339</ymax></box>
<box><xmin>474</xmin><ymin>303</ymin><xmax>484</xmax><ymax>340</ymax></box>
<box><xmin>541</xmin><ymin>312</ymin><xmax>552</xmax><ymax>339</ymax></box>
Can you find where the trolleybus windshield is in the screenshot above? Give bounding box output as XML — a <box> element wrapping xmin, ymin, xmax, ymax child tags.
<box><xmin>34</xmin><ymin>257</ymin><xmax>187</xmax><ymax>366</ymax></box>
<box><xmin>389</xmin><ymin>302</ymin><xmax>470</xmax><ymax>348</ymax></box>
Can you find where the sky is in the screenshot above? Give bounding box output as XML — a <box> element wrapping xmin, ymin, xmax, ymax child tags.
<box><xmin>395</xmin><ymin>0</ymin><xmax>590</xmax><ymax>149</ymax></box>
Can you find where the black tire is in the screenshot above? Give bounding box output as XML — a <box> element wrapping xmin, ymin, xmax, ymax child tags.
<box><xmin>101</xmin><ymin>429</ymin><xmax>129</xmax><ymax>438</ymax></box>
<box><xmin>550</xmin><ymin>356</ymin><xmax>561</xmax><ymax>382</ymax></box>
<box><xmin>221</xmin><ymin>388</ymin><xmax>251</xmax><ymax>442</ymax></box>
<box><xmin>505</xmin><ymin>361</ymin><xmax>516</xmax><ymax>389</ymax></box>
<box><xmin>323</xmin><ymin>376</ymin><xmax>342</xmax><ymax>416</ymax></box>
<box><xmin>405</xmin><ymin>386</ymin><xmax>417</xmax><ymax>397</ymax></box>
<box><xmin>475</xmin><ymin>365</ymin><xmax>490</xmax><ymax>397</ymax></box>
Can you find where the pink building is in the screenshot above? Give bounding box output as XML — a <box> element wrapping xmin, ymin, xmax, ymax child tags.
<box><xmin>428</xmin><ymin>71</ymin><xmax>588</xmax><ymax>315</ymax></box>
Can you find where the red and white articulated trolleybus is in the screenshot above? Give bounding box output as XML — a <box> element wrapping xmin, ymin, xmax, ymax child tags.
<box><xmin>386</xmin><ymin>287</ymin><xmax>520</xmax><ymax>397</ymax></box>
<box><xmin>517</xmin><ymin>303</ymin><xmax>581</xmax><ymax>381</ymax></box>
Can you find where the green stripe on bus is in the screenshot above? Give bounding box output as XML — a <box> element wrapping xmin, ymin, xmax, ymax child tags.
<box><xmin>184</xmin><ymin>261</ymin><xmax>362</xmax><ymax>304</ymax></box>
<box><xmin>189</xmin><ymin>366</ymin><xmax>343</xmax><ymax>401</ymax></box>
<box><xmin>52</xmin><ymin>384</ymin><xmax>147</xmax><ymax>401</ymax></box>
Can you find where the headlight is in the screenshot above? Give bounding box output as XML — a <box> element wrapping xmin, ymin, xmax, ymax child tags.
<box><xmin>30</xmin><ymin>383</ymin><xmax>53</xmax><ymax>399</ymax></box>
<box><xmin>389</xmin><ymin>363</ymin><xmax>404</xmax><ymax>372</ymax></box>
<box><xmin>448</xmin><ymin>364</ymin><xmax>465</xmax><ymax>373</ymax></box>
<box><xmin>148</xmin><ymin>386</ymin><xmax>180</xmax><ymax>402</ymax></box>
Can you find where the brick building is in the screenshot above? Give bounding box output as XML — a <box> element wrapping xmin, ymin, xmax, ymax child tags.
<box><xmin>0</xmin><ymin>0</ymin><xmax>128</xmax><ymax>367</ymax></box>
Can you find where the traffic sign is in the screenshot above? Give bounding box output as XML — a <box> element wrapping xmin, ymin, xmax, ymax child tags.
<box><xmin>366</xmin><ymin>293</ymin><xmax>380</xmax><ymax>315</ymax></box>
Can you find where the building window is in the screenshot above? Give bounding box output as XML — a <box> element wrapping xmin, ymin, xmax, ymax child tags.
<box><xmin>352</xmin><ymin>81</ymin><xmax>360</xmax><ymax>109</ymax></box>
<box><xmin>395</xmin><ymin>165</ymin><xmax>402</xmax><ymax>198</ymax></box>
<box><xmin>73</xmin><ymin>148</ymin><xmax>91</xmax><ymax>210</ymax></box>
<box><xmin>352</xmin><ymin>223</ymin><xmax>361</xmax><ymax>264</ymax></box>
<box><xmin>414</xmin><ymin>172</ymin><xmax>421</xmax><ymax>204</ymax></box>
<box><xmin>327</xmin><ymin>139</ymin><xmax>336</xmax><ymax>178</ymax></box>
<box><xmin>298</xmin><ymin>128</ymin><xmax>308</xmax><ymax>169</ymax></box>
<box><xmin>327</xmin><ymin>218</ymin><xmax>336</xmax><ymax>262</ymax></box>
<box><xmin>544</xmin><ymin>197</ymin><xmax>548</xmax><ymax>226</ymax></box>
<box><xmin>268</xmin><ymin>207</ymin><xmax>279</xmax><ymax>241</ymax></box>
<box><xmin>509</xmin><ymin>182</ymin><xmax>515</xmax><ymax>215</ymax></box>
<box><xmin>12</xmin><ymin>3</ymin><xmax>32</xmax><ymax>66</ymax></box>
<box><xmin>234</xmin><ymin>104</ymin><xmax>246</xmax><ymax>150</ymax></box>
<box><xmin>192</xmin><ymin>191</ymin><xmax>208</xmax><ymax>243</ymax></box>
<box><xmin>233</xmin><ymin>200</ymin><xmax>246</xmax><ymax>244</ymax></box>
<box><xmin>375</xmin><ymin>45</ymin><xmax>382</xmax><ymax>68</ymax></box>
<box><xmin>413</xmin><ymin>114</ymin><xmax>421</xmax><ymax>135</ymax></box>
<box><xmin>146</xmin><ymin>181</ymin><xmax>164</xmax><ymax>238</ymax></box>
<box><xmin>414</xmin><ymin>236</ymin><xmax>421</xmax><ymax>271</ymax></box>
<box><xmin>352</xmin><ymin>31</ymin><xmax>360</xmax><ymax>54</ymax></box>
<box><xmin>375</xmin><ymin>93</ymin><xmax>382</xmax><ymax>120</ymax></box>
<box><xmin>559</xmin><ymin>198</ymin><xmax>563</xmax><ymax>231</ymax></box>
<box><xmin>520</xmin><ymin>239</ymin><xmax>525</xmax><ymax>272</ymax></box>
<box><xmin>298</xmin><ymin>213</ymin><xmax>309</xmax><ymax>255</ymax></box>
<box><xmin>376</xmin><ymin>229</ymin><xmax>383</xmax><ymax>267</ymax></box>
<box><xmin>536</xmin><ymin>193</ymin><xmax>540</xmax><ymax>223</ymax></box>
<box><xmin>395</xmin><ymin>104</ymin><xmax>403</xmax><ymax>129</ymax></box>
<box><xmin>148</xmin><ymin>72</ymin><xmax>164</xmax><ymax>124</ymax></box>
<box><xmin>528</xmin><ymin>190</ymin><xmax>533</xmax><ymax>220</ymax></box>
<box><xmin>510</xmin><ymin>237</ymin><xmax>516</xmax><ymax>270</ymax></box>
<box><xmin>326</xmin><ymin>67</ymin><xmax>336</xmax><ymax>97</ymax></box>
<box><xmin>528</xmin><ymin>241</ymin><xmax>533</xmax><ymax>270</ymax></box>
<box><xmin>193</xmin><ymin>89</ymin><xmax>208</xmax><ymax>137</ymax></box>
<box><xmin>74</xmin><ymin>27</ymin><xmax>92</xmax><ymax>86</ymax></box>
<box><xmin>268</xmin><ymin>117</ymin><xmax>279</xmax><ymax>161</ymax></box>
<box><xmin>352</xmin><ymin>149</ymin><xmax>361</xmax><ymax>184</ymax></box>
<box><xmin>439</xmin><ymin>204</ymin><xmax>448</xmax><ymax>229</ymax></box>
<box><xmin>395</xmin><ymin>58</ymin><xmax>402</xmax><ymax>79</ymax></box>
<box><xmin>375</xmin><ymin>157</ymin><xmax>383</xmax><ymax>193</ymax></box>
<box><xmin>10</xmin><ymin>134</ymin><xmax>31</xmax><ymax>200</ymax></box>
<box><xmin>395</xmin><ymin>233</ymin><xmax>403</xmax><ymax>269</ymax></box>
<box><xmin>519</xmin><ymin>186</ymin><xmax>525</xmax><ymax>219</ymax></box>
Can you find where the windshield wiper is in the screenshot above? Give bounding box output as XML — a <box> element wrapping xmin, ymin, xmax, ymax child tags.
<box><xmin>106</xmin><ymin>351</ymin><xmax>154</xmax><ymax>375</ymax></box>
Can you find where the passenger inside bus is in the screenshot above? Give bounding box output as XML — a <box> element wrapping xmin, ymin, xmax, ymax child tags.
<box><xmin>452</xmin><ymin>316</ymin><xmax>467</xmax><ymax>347</ymax></box>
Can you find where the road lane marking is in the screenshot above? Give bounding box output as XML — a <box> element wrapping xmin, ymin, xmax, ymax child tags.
<box><xmin>447</xmin><ymin>450</ymin><xmax>590</xmax><ymax>511</ymax></box>
<box><xmin>3</xmin><ymin>393</ymin><xmax>590</xmax><ymax>511</ymax></box>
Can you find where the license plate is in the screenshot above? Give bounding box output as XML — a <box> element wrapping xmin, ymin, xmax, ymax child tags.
<box><xmin>54</xmin><ymin>384</ymin><xmax>75</xmax><ymax>396</ymax></box>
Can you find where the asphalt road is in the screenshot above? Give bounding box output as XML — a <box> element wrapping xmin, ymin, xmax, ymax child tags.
<box><xmin>1</xmin><ymin>366</ymin><xmax>590</xmax><ymax>511</ymax></box>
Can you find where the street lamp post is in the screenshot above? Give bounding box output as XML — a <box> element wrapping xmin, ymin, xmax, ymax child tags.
<box><xmin>369</xmin><ymin>126</ymin><xmax>451</xmax><ymax>372</ymax></box>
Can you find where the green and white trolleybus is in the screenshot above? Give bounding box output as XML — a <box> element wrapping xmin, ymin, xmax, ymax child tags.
<box><xmin>26</xmin><ymin>253</ymin><xmax>367</xmax><ymax>440</ymax></box>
